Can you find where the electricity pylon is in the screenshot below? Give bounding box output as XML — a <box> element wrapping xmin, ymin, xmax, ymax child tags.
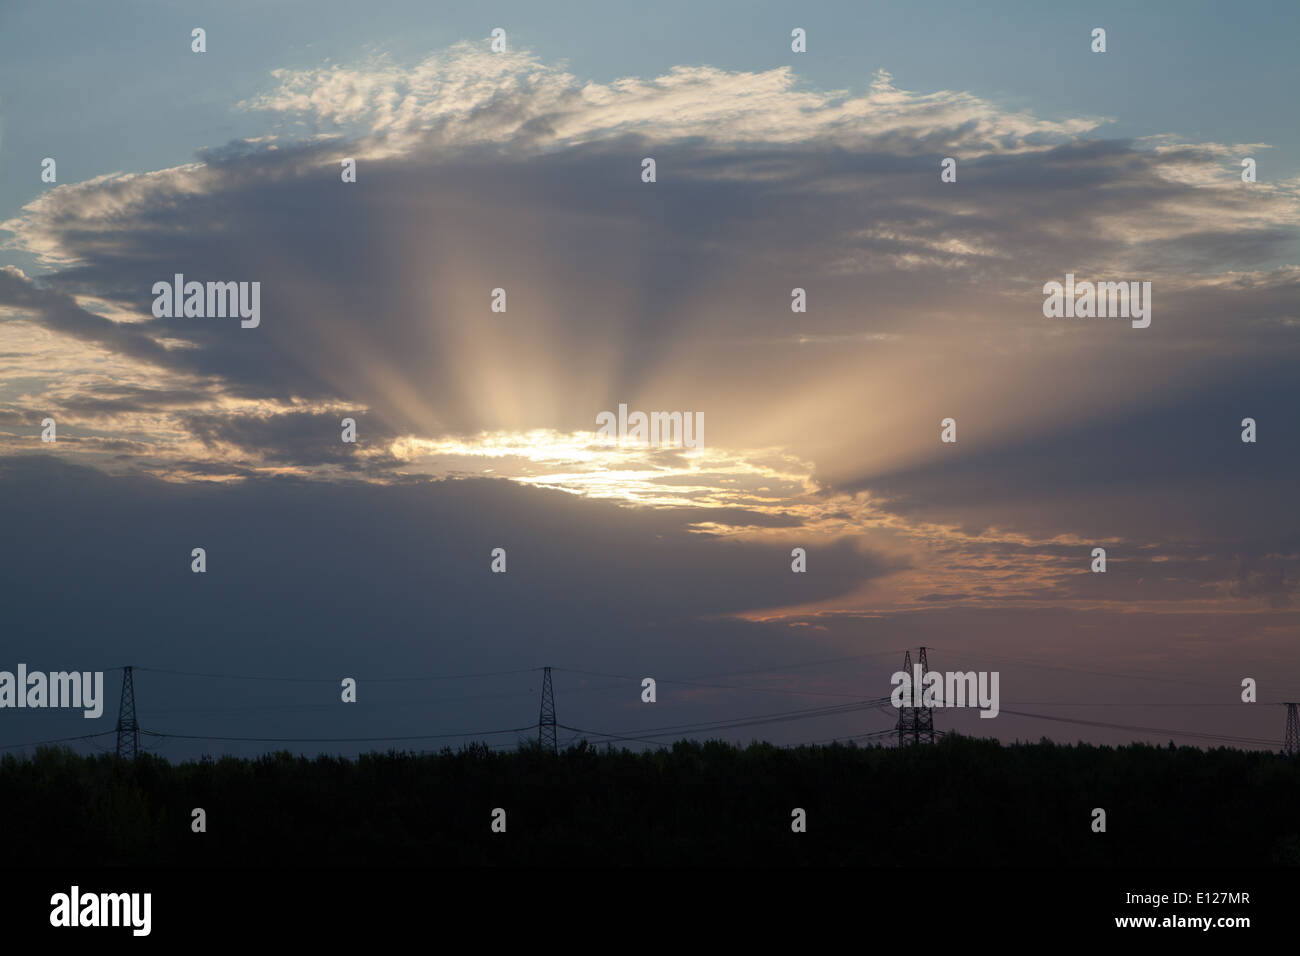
<box><xmin>115</xmin><ymin>666</ymin><xmax>140</xmax><ymax>762</ymax></box>
<box><xmin>896</xmin><ymin>647</ymin><xmax>936</xmax><ymax>746</ymax></box>
<box><xmin>538</xmin><ymin>666</ymin><xmax>557</xmax><ymax>755</ymax></box>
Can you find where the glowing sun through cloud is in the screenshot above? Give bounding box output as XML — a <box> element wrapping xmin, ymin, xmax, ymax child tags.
<box><xmin>382</xmin><ymin>428</ymin><xmax>816</xmax><ymax>512</ymax></box>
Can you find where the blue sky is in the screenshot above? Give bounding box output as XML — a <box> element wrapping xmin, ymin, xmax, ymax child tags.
<box><xmin>4</xmin><ymin>0</ymin><xmax>1298</xmax><ymax>243</ymax></box>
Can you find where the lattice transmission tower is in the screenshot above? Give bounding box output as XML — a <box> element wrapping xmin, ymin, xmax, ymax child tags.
<box><xmin>896</xmin><ymin>647</ymin><xmax>936</xmax><ymax>746</ymax></box>
<box><xmin>538</xmin><ymin>666</ymin><xmax>557</xmax><ymax>755</ymax></box>
<box><xmin>115</xmin><ymin>666</ymin><xmax>140</xmax><ymax>762</ymax></box>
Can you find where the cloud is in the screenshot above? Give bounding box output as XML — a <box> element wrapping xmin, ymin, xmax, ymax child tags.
<box><xmin>238</xmin><ymin>45</ymin><xmax>1103</xmax><ymax>157</ymax></box>
<box><xmin>5</xmin><ymin>454</ymin><xmax>1293</xmax><ymax>760</ymax></box>
<box><xmin>1</xmin><ymin>45</ymin><xmax>1298</xmax><ymax>617</ymax></box>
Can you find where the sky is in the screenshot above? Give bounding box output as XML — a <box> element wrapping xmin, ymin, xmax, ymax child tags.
<box><xmin>1</xmin><ymin>1</ymin><xmax>1297</xmax><ymax>760</ymax></box>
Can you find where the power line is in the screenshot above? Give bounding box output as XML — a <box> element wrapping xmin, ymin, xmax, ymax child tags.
<box><xmin>553</xmin><ymin>648</ymin><xmax>911</xmax><ymax>691</ymax></box>
<box><xmin>141</xmin><ymin>687</ymin><xmax>548</xmax><ymax>718</ymax></box>
<box><xmin>796</xmin><ymin>728</ymin><xmax>898</xmax><ymax>747</ymax></box>
<box><xmin>139</xmin><ymin>725</ymin><xmax>534</xmax><ymax>744</ymax></box>
<box><xmin>614</xmin><ymin>698</ymin><xmax>891</xmax><ymax>736</ymax></box>
<box><xmin>995</xmin><ymin>701</ymin><xmax>1293</xmax><ymax>708</ymax></box>
<box><xmin>554</xmin><ymin>666</ymin><xmax>868</xmax><ymax>699</ymax></box>
<box><xmin>994</xmin><ymin>708</ymin><xmax>1278</xmax><ymax>747</ymax></box>
<box><xmin>132</xmin><ymin>665</ymin><xmax>541</xmax><ymax>684</ymax></box>
<box><xmin>137</xmin><ymin>679</ymin><xmax>644</xmax><ymax>718</ymax></box>
<box><xmin>0</xmin><ymin>730</ymin><xmax>116</xmax><ymax>752</ymax></box>
<box><xmin>3</xmin><ymin>648</ymin><xmax>1292</xmax><ymax>757</ymax></box>
<box><xmin>557</xmin><ymin>697</ymin><xmax>893</xmax><ymax>746</ymax></box>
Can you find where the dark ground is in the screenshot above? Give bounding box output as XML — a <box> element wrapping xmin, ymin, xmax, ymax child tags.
<box><xmin>4</xmin><ymin>734</ymin><xmax>1298</xmax><ymax>866</ymax></box>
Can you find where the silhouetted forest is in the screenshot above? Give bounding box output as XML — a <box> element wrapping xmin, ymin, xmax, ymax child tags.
<box><xmin>4</xmin><ymin>735</ymin><xmax>1297</xmax><ymax>866</ymax></box>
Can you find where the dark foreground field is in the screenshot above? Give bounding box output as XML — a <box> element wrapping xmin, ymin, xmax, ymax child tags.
<box><xmin>4</xmin><ymin>735</ymin><xmax>1298</xmax><ymax>866</ymax></box>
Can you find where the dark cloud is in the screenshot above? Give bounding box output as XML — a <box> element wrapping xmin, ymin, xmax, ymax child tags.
<box><xmin>0</xmin><ymin>454</ymin><xmax>915</xmax><ymax>757</ymax></box>
<box><xmin>1</xmin><ymin>454</ymin><xmax>1292</xmax><ymax>761</ymax></box>
<box><xmin>6</xmin><ymin>118</ymin><xmax>1297</xmax><ymax>445</ymax></box>
<box><xmin>0</xmin><ymin>452</ymin><xmax>892</xmax><ymax>654</ymax></box>
<box><xmin>835</xmin><ymin>360</ymin><xmax>1300</xmax><ymax>539</ymax></box>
